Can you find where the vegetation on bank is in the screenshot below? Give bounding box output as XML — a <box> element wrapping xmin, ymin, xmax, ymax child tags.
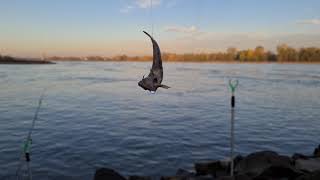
<box><xmin>0</xmin><ymin>54</ymin><xmax>54</xmax><ymax>64</ymax></box>
<box><xmin>2</xmin><ymin>44</ymin><xmax>320</xmax><ymax>63</ymax></box>
<box><xmin>163</xmin><ymin>44</ymin><xmax>320</xmax><ymax>62</ymax></box>
<box><xmin>0</xmin><ymin>55</ymin><xmax>16</xmax><ymax>61</ymax></box>
<box><xmin>48</xmin><ymin>44</ymin><xmax>320</xmax><ymax>63</ymax></box>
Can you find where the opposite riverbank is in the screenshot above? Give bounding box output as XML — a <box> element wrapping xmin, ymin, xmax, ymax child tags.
<box><xmin>0</xmin><ymin>56</ymin><xmax>54</xmax><ymax>64</ymax></box>
<box><xmin>50</xmin><ymin>59</ymin><xmax>320</xmax><ymax>64</ymax></box>
<box><xmin>46</xmin><ymin>44</ymin><xmax>320</xmax><ymax>63</ymax></box>
<box><xmin>2</xmin><ymin>43</ymin><xmax>320</xmax><ymax>64</ymax></box>
<box><xmin>94</xmin><ymin>144</ymin><xmax>320</xmax><ymax>180</ymax></box>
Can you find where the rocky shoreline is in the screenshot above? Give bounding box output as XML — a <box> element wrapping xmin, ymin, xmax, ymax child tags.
<box><xmin>93</xmin><ymin>144</ymin><xmax>320</xmax><ymax>180</ymax></box>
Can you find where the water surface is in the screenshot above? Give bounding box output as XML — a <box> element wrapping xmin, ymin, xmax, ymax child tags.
<box><xmin>0</xmin><ymin>62</ymin><xmax>319</xmax><ymax>179</ymax></box>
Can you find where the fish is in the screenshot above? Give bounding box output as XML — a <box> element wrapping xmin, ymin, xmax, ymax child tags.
<box><xmin>138</xmin><ymin>31</ymin><xmax>170</xmax><ymax>92</ymax></box>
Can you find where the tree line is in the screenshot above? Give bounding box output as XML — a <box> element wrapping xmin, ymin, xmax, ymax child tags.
<box><xmin>0</xmin><ymin>55</ymin><xmax>15</xmax><ymax>61</ymax></box>
<box><xmin>2</xmin><ymin>44</ymin><xmax>320</xmax><ymax>62</ymax></box>
<box><xmin>161</xmin><ymin>44</ymin><xmax>320</xmax><ymax>62</ymax></box>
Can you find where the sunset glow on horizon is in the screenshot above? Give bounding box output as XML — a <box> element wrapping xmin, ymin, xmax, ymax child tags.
<box><xmin>1</xmin><ymin>0</ymin><xmax>320</xmax><ymax>58</ymax></box>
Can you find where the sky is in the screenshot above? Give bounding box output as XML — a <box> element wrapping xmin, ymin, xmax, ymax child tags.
<box><xmin>0</xmin><ymin>0</ymin><xmax>320</xmax><ymax>57</ymax></box>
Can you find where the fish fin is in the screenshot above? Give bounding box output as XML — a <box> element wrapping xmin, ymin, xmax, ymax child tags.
<box><xmin>158</xmin><ymin>84</ymin><xmax>170</xmax><ymax>89</ymax></box>
<box><xmin>143</xmin><ymin>31</ymin><xmax>152</xmax><ymax>39</ymax></box>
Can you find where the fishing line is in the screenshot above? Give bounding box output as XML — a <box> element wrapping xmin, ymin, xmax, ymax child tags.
<box><xmin>228</xmin><ymin>79</ymin><xmax>238</xmax><ymax>177</ymax></box>
<box><xmin>15</xmin><ymin>89</ymin><xmax>46</xmax><ymax>180</ymax></box>
<box><xmin>150</xmin><ymin>0</ymin><xmax>154</xmax><ymax>37</ymax></box>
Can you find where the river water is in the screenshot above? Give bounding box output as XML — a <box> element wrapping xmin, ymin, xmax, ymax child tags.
<box><xmin>0</xmin><ymin>62</ymin><xmax>319</xmax><ymax>179</ymax></box>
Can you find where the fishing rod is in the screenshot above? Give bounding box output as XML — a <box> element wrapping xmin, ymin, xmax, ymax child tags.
<box><xmin>16</xmin><ymin>90</ymin><xmax>46</xmax><ymax>180</ymax></box>
<box><xmin>228</xmin><ymin>79</ymin><xmax>238</xmax><ymax>177</ymax></box>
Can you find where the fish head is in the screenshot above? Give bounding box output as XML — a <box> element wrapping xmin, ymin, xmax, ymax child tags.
<box><xmin>138</xmin><ymin>76</ymin><xmax>158</xmax><ymax>92</ymax></box>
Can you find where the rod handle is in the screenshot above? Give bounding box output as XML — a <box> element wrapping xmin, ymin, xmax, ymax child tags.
<box><xmin>231</xmin><ymin>95</ymin><xmax>235</xmax><ymax>108</ymax></box>
<box><xmin>25</xmin><ymin>153</ymin><xmax>30</xmax><ymax>162</ymax></box>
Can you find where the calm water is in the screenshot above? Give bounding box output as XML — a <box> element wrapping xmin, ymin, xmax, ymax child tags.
<box><xmin>0</xmin><ymin>62</ymin><xmax>320</xmax><ymax>179</ymax></box>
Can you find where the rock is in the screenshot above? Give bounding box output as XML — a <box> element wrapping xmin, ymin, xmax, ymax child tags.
<box><xmin>161</xmin><ymin>176</ymin><xmax>186</xmax><ymax>180</ymax></box>
<box><xmin>194</xmin><ymin>162</ymin><xmax>214</xmax><ymax>175</ymax></box>
<box><xmin>254</xmin><ymin>165</ymin><xmax>303</xmax><ymax>180</ymax></box>
<box><xmin>234</xmin><ymin>151</ymin><xmax>293</xmax><ymax>176</ymax></box>
<box><xmin>293</xmin><ymin>153</ymin><xmax>310</xmax><ymax>161</ymax></box>
<box><xmin>215</xmin><ymin>177</ymin><xmax>233</xmax><ymax>180</ymax></box>
<box><xmin>162</xmin><ymin>176</ymin><xmax>213</xmax><ymax>180</ymax></box>
<box><xmin>234</xmin><ymin>174</ymin><xmax>251</xmax><ymax>180</ymax></box>
<box><xmin>234</xmin><ymin>155</ymin><xmax>244</xmax><ymax>167</ymax></box>
<box><xmin>295</xmin><ymin>158</ymin><xmax>320</xmax><ymax>172</ymax></box>
<box><xmin>176</xmin><ymin>169</ymin><xmax>196</xmax><ymax>177</ymax></box>
<box><xmin>313</xmin><ymin>145</ymin><xmax>320</xmax><ymax>158</ymax></box>
<box><xmin>194</xmin><ymin>161</ymin><xmax>228</xmax><ymax>177</ymax></box>
<box><xmin>218</xmin><ymin>156</ymin><xmax>243</xmax><ymax>170</ymax></box>
<box><xmin>129</xmin><ymin>176</ymin><xmax>151</xmax><ymax>180</ymax></box>
<box><xmin>94</xmin><ymin>168</ymin><xmax>126</xmax><ymax>180</ymax></box>
<box><xmin>216</xmin><ymin>174</ymin><xmax>251</xmax><ymax>180</ymax></box>
<box><xmin>295</xmin><ymin>170</ymin><xmax>320</xmax><ymax>180</ymax></box>
<box><xmin>192</xmin><ymin>177</ymin><xmax>214</xmax><ymax>180</ymax></box>
<box><xmin>161</xmin><ymin>169</ymin><xmax>200</xmax><ymax>180</ymax></box>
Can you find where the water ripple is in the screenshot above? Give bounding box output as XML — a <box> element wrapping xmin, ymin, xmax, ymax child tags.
<box><xmin>0</xmin><ymin>62</ymin><xmax>319</xmax><ymax>179</ymax></box>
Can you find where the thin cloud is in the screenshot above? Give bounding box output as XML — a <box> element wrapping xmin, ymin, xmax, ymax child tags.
<box><xmin>120</xmin><ymin>5</ymin><xmax>134</xmax><ymax>13</ymax></box>
<box><xmin>165</xmin><ymin>0</ymin><xmax>179</xmax><ymax>8</ymax></box>
<box><xmin>165</xmin><ymin>25</ymin><xmax>200</xmax><ymax>34</ymax></box>
<box><xmin>136</xmin><ymin>0</ymin><xmax>161</xmax><ymax>9</ymax></box>
<box><xmin>120</xmin><ymin>0</ymin><xmax>161</xmax><ymax>13</ymax></box>
<box><xmin>297</xmin><ymin>19</ymin><xmax>320</xmax><ymax>25</ymax></box>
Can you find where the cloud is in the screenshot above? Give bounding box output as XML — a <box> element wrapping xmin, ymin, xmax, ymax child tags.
<box><xmin>165</xmin><ymin>25</ymin><xmax>200</xmax><ymax>34</ymax></box>
<box><xmin>297</xmin><ymin>19</ymin><xmax>320</xmax><ymax>25</ymax></box>
<box><xmin>120</xmin><ymin>5</ymin><xmax>134</xmax><ymax>13</ymax></box>
<box><xmin>165</xmin><ymin>0</ymin><xmax>179</xmax><ymax>8</ymax></box>
<box><xmin>120</xmin><ymin>0</ymin><xmax>161</xmax><ymax>13</ymax></box>
<box><xmin>136</xmin><ymin>0</ymin><xmax>161</xmax><ymax>9</ymax></box>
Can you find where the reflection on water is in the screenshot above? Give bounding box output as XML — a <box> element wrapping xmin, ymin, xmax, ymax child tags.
<box><xmin>0</xmin><ymin>62</ymin><xmax>320</xmax><ymax>179</ymax></box>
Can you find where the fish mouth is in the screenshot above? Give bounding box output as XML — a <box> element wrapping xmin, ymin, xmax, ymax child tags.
<box><xmin>138</xmin><ymin>81</ymin><xmax>147</xmax><ymax>90</ymax></box>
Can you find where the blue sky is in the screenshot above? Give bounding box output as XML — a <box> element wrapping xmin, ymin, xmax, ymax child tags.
<box><xmin>0</xmin><ymin>0</ymin><xmax>320</xmax><ymax>57</ymax></box>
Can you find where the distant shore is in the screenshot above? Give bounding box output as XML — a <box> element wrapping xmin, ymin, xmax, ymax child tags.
<box><xmin>46</xmin><ymin>44</ymin><xmax>320</xmax><ymax>63</ymax></box>
<box><xmin>2</xmin><ymin>43</ymin><xmax>320</xmax><ymax>64</ymax></box>
<box><xmin>0</xmin><ymin>57</ymin><xmax>54</xmax><ymax>64</ymax></box>
<box><xmin>49</xmin><ymin>59</ymin><xmax>320</xmax><ymax>64</ymax></box>
<box><xmin>1</xmin><ymin>57</ymin><xmax>319</xmax><ymax>64</ymax></box>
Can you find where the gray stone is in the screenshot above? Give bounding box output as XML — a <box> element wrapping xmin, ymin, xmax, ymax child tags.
<box><xmin>295</xmin><ymin>158</ymin><xmax>320</xmax><ymax>172</ymax></box>
<box><xmin>94</xmin><ymin>168</ymin><xmax>126</xmax><ymax>180</ymax></box>
<box><xmin>254</xmin><ymin>165</ymin><xmax>303</xmax><ymax>180</ymax></box>
<box><xmin>292</xmin><ymin>153</ymin><xmax>310</xmax><ymax>161</ymax></box>
<box><xmin>161</xmin><ymin>169</ymin><xmax>201</xmax><ymax>180</ymax></box>
<box><xmin>295</xmin><ymin>170</ymin><xmax>320</xmax><ymax>180</ymax></box>
<box><xmin>216</xmin><ymin>174</ymin><xmax>251</xmax><ymax>180</ymax></box>
<box><xmin>234</xmin><ymin>174</ymin><xmax>251</xmax><ymax>180</ymax></box>
<box><xmin>161</xmin><ymin>176</ymin><xmax>184</xmax><ymax>180</ymax></box>
<box><xmin>176</xmin><ymin>169</ymin><xmax>195</xmax><ymax>177</ymax></box>
<box><xmin>194</xmin><ymin>161</ymin><xmax>228</xmax><ymax>177</ymax></box>
<box><xmin>313</xmin><ymin>145</ymin><xmax>320</xmax><ymax>158</ymax></box>
<box><xmin>129</xmin><ymin>176</ymin><xmax>151</xmax><ymax>180</ymax></box>
<box><xmin>161</xmin><ymin>176</ymin><xmax>195</xmax><ymax>180</ymax></box>
<box><xmin>235</xmin><ymin>151</ymin><xmax>293</xmax><ymax>176</ymax></box>
<box><xmin>215</xmin><ymin>176</ymin><xmax>233</xmax><ymax>180</ymax></box>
